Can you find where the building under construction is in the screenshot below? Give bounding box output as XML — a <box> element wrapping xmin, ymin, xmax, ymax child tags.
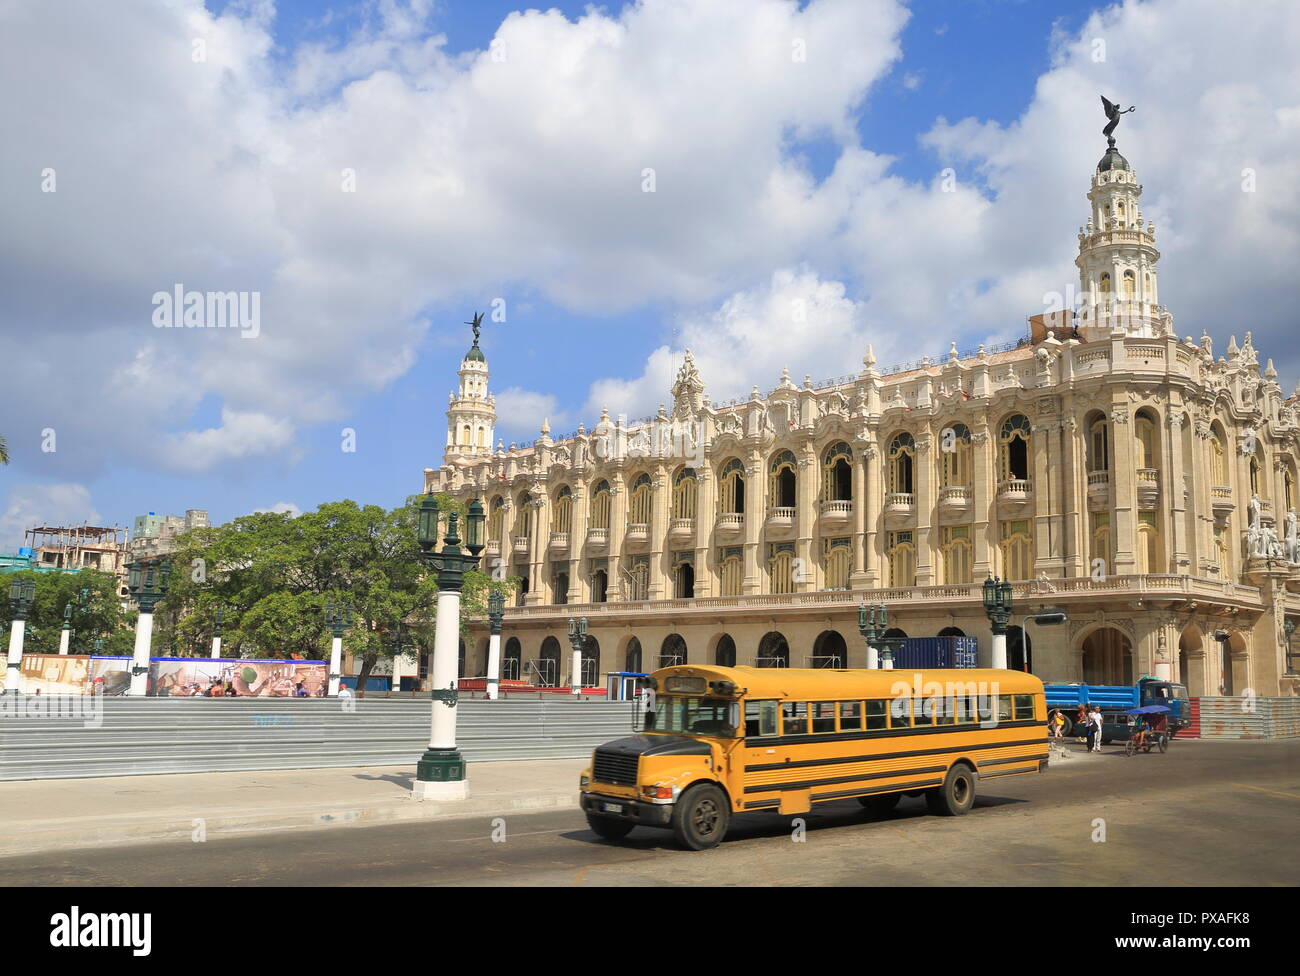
<box><xmin>24</xmin><ymin>523</ymin><xmax>130</xmax><ymax>595</ymax></box>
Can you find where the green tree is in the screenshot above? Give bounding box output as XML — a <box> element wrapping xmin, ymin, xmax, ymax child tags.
<box><xmin>0</xmin><ymin>434</ymin><xmax>8</xmax><ymax>464</ymax></box>
<box><xmin>0</xmin><ymin>569</ymin><xmax>135</xmax><ymax>655</ymax></box>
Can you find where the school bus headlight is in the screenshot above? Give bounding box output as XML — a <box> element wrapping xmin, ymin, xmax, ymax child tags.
<box><xmin>641</xmin><ymin>784</ymin><xmax>679</xmax><ymax>803</ymax></box>
<box><xmin>580</xmin><ymin>772</ymin><xmax>591</xmax><ymax>788</ymax></box>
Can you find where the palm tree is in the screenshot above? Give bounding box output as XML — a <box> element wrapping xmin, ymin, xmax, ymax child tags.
<box><xmin>0</xmin><ymin>435</ymin><xmax>8</xmax><ymax>464</ymax></box>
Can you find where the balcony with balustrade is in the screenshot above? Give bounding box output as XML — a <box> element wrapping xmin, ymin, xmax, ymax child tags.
<box><xmin>819</xmin><ymin>499</ymin><xmax>852</xmax><ymax>529</ymax></box>
<box><xmin>549</xmin><ymin>531</ymin><xmax>569</xmax><ymax>553</ymax></box>
<box><xmin>1136</xmin><ymin>468</ymin><xmax>1159</xmax><ymax>510</ymax></box>
<box><xmin>1211</xmin><ymin>486</ymin><xmax>1234</xmax><ymax>521</ymax></box>
<box><xmin>716</xmin><ymin>512</ymin><xmax>744</xmax><ymax>539</ymax></box>
<box><xmin>669</xmin><ymin>517</ymin><xmax>695</xmax><ymax>543</ymax></box>
<box><xmin>626</xmin><ymin>523</ymin><xmax>649</xmax><ymax>543</ymax></box>
<box><xmin>765</xmin><ymin>507</ymin><xmax>795</xmax><ymax>530</ymax></box>
<box><xmin>586</xmin><ymin>527</ymin><xmax>609</xmax><ymax>550</ymax></box>
<box><xmin>997</xmin><ymin>479</ymin><xmax>1032</xmax><ymax>511</ymax></box>
<box><xmin>937</xmin><ymin>486</ymin><xmax>972</xmax><ymax>518</ymax></box>
<box><xmin>1087</xmin><ymin>470</ymin><xmax>1110</xmax><ymax>511</ymax></box>
<box><xmin>512</xmin><ymin>536</ymin><xmax>530</xmax><ymax>555</ymax></box>
<box><xmin>884</xmin><ymin>492</ymin><xmax>915</xmax><ymax>528</ymax></box>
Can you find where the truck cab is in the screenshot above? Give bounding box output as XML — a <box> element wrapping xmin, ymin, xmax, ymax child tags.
<box><xmin>1138</xmin><ymin>678</ymin><xmax>1191</xmax><ymax>732</ymax></box>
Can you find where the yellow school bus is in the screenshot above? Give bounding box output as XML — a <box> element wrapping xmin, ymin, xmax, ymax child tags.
<box><xmin>579</xmin><ymin>665</ymin><xmax>1047</xmax><ymax>849</ymax></box>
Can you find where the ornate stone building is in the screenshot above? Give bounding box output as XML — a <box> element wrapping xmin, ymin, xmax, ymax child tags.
<box><xmin>425</xmin><ymin>139</ymin><xmax>1300</xmax><ymax>698</ymax></box>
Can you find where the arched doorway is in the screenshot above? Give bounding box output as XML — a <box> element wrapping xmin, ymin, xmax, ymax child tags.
<box><xmin>1007</xmin><ymin>625</ymin><xmax>1032</xmax><ymax>673</ymax></box>
<box><xmin>714</xmin><ymin>634</ymin><xmax>736</xmax><ymax>667</ymax></box>
<box><xmin>811</xmin><ymin>630</ymin><xmax>847</xmax><ymax>668</ymax></box>
<box><xmin>758</xmin><ymin>631</ymin><xmax>789</xmax><ymax>668</ymax></box>
<box><xmin>554</xmin><ymin>571</ymin><xmax>569</xmax><ymax>604</ymax></box>
<box><xmin>538</xmin><ymin>636</ymin><xmax>562</xmax><ymax>686</ymax></box>
<box><xmin>503</xmin><ymin>637</ymin><xmax>522</xmax><ymax>681</ymax></box>
<box><xmin>1081</xmin><ymin>627</ymin><xmax>1132</xmax><ymax>685</ymax></box>
<box><xmin>1223</xmin><ymin>632</ymin><xmax>1248</xmax><ymax>696</ymax></box>
<box><xmin>625</xmin><ymin>637</ymin><xmax>643</xmax><ymax>674</ymax></box>
<box><xmin>938</xmin><ymin>626</ymin><xmax>966</xmax><ymax>638</ymax></box>
<box><xmin>591</xmin><ymin>569</ymin><xmax>608</xmax><ymax>603</ymax></box>
<box><xmin>581</xmin><ymin>635</ymin><xmax>600</xmax><ymax>687</ymax></box>
<box><xmin>660</xmin><ymin>633</ymin><xmax>687</xmax><ymax>668</ymax></box>
<box><xmin>1178</xmin><ymin>624</ymin><xmax>1203</xmax><ymax>696</ymax></box>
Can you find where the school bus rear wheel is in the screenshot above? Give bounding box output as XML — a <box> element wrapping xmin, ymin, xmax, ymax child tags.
<box><xmin>925</xmin><ymin>764</ymin><xmax>976</xmax><ymax>816</ymax></box>
<box><xmin>671</xmin><ymin>783</ymin><xmax>730</xmax><ymax>851</ymax></box>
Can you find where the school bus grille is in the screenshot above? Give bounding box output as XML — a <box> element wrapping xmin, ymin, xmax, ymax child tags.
<box><xmin>593</xmin><ymin>749</ymin><xmax>639</xmax><ymax>786</ymax></box>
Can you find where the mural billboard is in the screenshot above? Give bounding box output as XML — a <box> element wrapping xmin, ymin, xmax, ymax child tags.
<box><xmin>149</xmin><ymin>658</ymin><xmax>329</xmax><ymax>698</ymax></box>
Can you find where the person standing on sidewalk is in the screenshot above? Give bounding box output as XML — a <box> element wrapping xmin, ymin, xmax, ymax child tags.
<box><xmin>1090</xmin><ymin>705</ymin><xmax>1104</xmax><ymax>752</ymax></box>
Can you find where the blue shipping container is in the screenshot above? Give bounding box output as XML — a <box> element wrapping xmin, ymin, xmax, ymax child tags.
<box><xmin>891</xmin><ymin>636</ymin><xmax>978</xmax><ymax>670</ymax></box>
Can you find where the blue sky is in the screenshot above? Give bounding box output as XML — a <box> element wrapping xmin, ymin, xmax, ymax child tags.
<box><xmin>3</xmin><ymin>0</ymin><xmax>1298</xmax><ymax>544</ymax></box>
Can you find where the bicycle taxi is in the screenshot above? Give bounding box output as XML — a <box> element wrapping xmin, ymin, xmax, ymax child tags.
<box><xmin>1123</xmin><ymin>704</ymin><xmax>1170</xmax><ymax>756</ymax></box>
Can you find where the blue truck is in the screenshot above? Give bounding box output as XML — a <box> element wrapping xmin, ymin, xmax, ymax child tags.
<box><xmin>1044</xmin><ymin>677</ymin><xmax>1191</xmax><ymax>740</ymax></box>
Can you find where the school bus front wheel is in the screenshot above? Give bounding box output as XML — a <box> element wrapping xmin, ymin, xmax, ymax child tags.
<box><xmin>671</xmin><ymin>783</ymin><xmax>730</xmax><ymax>850</ymax></box>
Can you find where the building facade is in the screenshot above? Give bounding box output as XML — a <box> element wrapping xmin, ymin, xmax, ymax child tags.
<box><xmin>127</xmin><ymin>509</ymin><xmax>210</xmax><ymax>560</ymax></box>
<box><xmin>425</xmin><ymin>140</ymin><xmax>1300</xmax><ymax>697</ymax></box>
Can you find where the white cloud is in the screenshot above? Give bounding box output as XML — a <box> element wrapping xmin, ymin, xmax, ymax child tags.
<box><xmin>161</xmin><ymin>408</ymin><xmax>298</xmax><ymax>475</ymax></box>
<box><xmin>252</xmin><ymin>501</ymin><xmax>301</xmax><ymax>517</ymax></box>
<box><xmin>0</xmin><ymin>483</ymin><xmax>102</xmax><ymax>551</ymax></box>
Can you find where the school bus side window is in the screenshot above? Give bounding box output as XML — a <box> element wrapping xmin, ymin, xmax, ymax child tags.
<box><xmin>1013</xmin><ymin>694</ymin><xmax>1036</xmax><ymax>720</ymax></box>
<box><xmin>997</xmin><ymin>695</ymin><xmax>1013</xmax><ymax>723</ymax></box>
<box><xmin>782</xmin><ymin>701</ymin><xmax>809</xmax><ymax>735</ymax></box>
<box><xmin>839</xmin><ymin>701</ymin><xmax>862</xmax><ymax>731</ymax></box>
<box><xmin>865</xmin><ymin>699</ymin><xmax>887</xmax><ymax>730</ymax></box>
<box><xmin>811</xmin><ymin>702</ymin><xmax>836</xmax><ymax>733</ymax></box>
<box><xmin>745</xmin><ymin>700</ymin><xmax>779</xmax><ymax>738</ymax></box>
<box><xmin>889</xmin><ymin>696</ymin><xmax>911</xmax><ymax>729</ymax></box>
<box><xmin>912</xmin><ymin>697</ymin><xmax>934</xmax><ymax>727</ymax></box>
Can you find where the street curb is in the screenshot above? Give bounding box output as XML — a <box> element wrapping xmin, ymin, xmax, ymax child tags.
<box><xmin>0</xmin><ymin>791</ymin><xmax>581</xmax><ymax>858</ymax></box>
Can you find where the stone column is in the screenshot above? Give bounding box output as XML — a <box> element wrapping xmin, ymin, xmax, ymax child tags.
<box><xmin>328</xmin><ymin>635</ymin><xmax>343</xmax><ymax>697</ymax></box>
<box><xmin>1167</xmin><ymin>412</ymin><xmax>1189</xmax><ymax>573</ymax></box>
<box><xmin>525</xmin><ymin>495</ymin><xmax>547</xmax><ymax>606</ymax></box>
<box><xmin>864</xmin><ymin>444</ymin><xmax>881</xmax><ymax>585</ymax></box>
<box><xmin>1061</xmin><ymin>416</ymin><xmax>1086</xmax><ymax>577</ymax></box>
<box><xmin>58</xmin><ymin>625</ymin><xmax>71</xmax><ymax>655</ymax></box>
<box><xmin>1110</xmin><ymin>401</ymin><xmax>1137</xmax><ymax>575</ymax></box>
<box><xmin>795</xmin><ymin>444</ymin><xmax>817</xmax><ymax>591</ymax></box>
<box><xmin>128</xmin><ymin>612</ymin><xmax>154</xmax><ymax>696</ymax></box>
<box><xmin>5</xmin><ymin>619</ymin><xmax>25</xmax><ymax>693</ymax></box>
<box><xmin>648</xmin><ymin>464</ymin><xmax>669</xmax><ymax>600</ymax></box>
<box><xmin>743</xmin><ymin>450</ymin><xmax>763</xmax><ymax>595</ymax></box>
<box><xmin>972</xmin><ymin>426</ymin><xmax>994</xmax><ymax>578</ymax></box>
<box><xmin>568</xmin><ymin>485</ymin><xmax>588</xmax><ymax>604</ymax></box>
<box><xmin>695</xmin><ymin>464</ymin><xmax>715</xmax><ymax>598</ymax></box>
<box><xmin>914</xmin><ymin>432</ymin><xmax>936</xmax><ymax>585</ymax></box>
<box><xmin>849</xmin><ymin>444</ymin><xmax>869</xmax><ymax>587</ymax></box>
<box><xmin>607</xmin><ymin>468</ymin><xmax>627</xmax><ymax>601</ymax></box>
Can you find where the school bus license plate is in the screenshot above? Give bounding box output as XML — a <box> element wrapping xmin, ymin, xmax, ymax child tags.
<box><xmin>602</xmin><ymin>802</ymin><xmax>623</xmax><ymax>814</ymax></box>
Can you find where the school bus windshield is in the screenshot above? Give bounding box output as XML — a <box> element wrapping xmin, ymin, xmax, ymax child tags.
<box><xmin>648</xmin><ymin>696</ymin><xmax>737</xmax><ymax>738</ymax></box>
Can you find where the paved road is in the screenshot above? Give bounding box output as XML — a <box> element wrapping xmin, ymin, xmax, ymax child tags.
<box><xmin>3</xmin><ymin>739</ymin><xmax>1295</xmax><ymax>886</ymax></box>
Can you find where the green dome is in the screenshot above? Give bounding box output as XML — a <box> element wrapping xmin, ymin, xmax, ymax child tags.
<box><xmin>464</xmin><ymin>342</ymin><xmax>485</xmax><ymax>363</ymax></box>
<box><xmin>1097</xmin><ymin>145</ymin><xmax>1129</xmax><ymax>173</ymax></box>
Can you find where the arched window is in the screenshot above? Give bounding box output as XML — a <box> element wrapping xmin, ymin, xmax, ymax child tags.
<box><xmin>999</xmin><ymin>414</ymin><xmax>1031</xmax><ymax>482</ymax></box>
<box><xmin>674</xmin><ymin>560</ymin><xmax>695</xmax><ymax>599</ymax></box>
<box><xmin>1000</xmin><ymin>519</ymin><xmax>1033</xmax><ymax>581</ymax></box>
<box><xmin>628</xmin><ymin>473</ymin><xmax>652</xmax><ymax>526</ymax></box>
<box><xmin>537</xmin><ymin>637</ymin><xmax>562</xmax><ymax>687</ymax></box>
<box><xmin>660</xmin><ymin>634</ymin><xmax>687</xmax><ymax>668</ymax></box>
<box><xmin>1099</xmin><ymin>272</ymin><xmax>1112</xmax><ymax>295</ymax></box>
<box><xmin>941</xmin><ymin>526</ymin><xmax>972</xmax><ymax>584</ymax></box>
<box><xmin>757</xmin><ymin>632</ymin><xmax>789</xmax><ymax>668</ymax></box>
<box><xmin>1091</xmin><ymin>513</ymin><xmax>1111</xmax><ymax>570</ymax></box>
<box><xmin>719</xmin><ymin>459</ymin><xmax>746</xmax><ymax>515</ymax></box>
<box><xmin>513</xmin><ymin>491</ymin><xmax>532</xmax><ymax>539</ymax></box>
<box><xmin>823</xmin><ymin>541</ymin><xmax>851</xmax><ymax>590</ymax></box>
<box><xmin>887</xmin><ymin>432</ymin><xmax>915</xmax><ymax>494</ymax></box>
<box><xmin>822</xmin><ymin>442</ymin><xmax>853</xmax><ymax>501</ymax></box>
<box><xmin>768</xmin><ymin>546</ymin><xmax>795</xmax><ymax>594</ymax></box>
<box><xmin>1209</xmin><ymin>430</ymin><xmax>1228</xmax><ymax>487</ymax></box>
<box><xmin>1087</xmin><ymin>414</ymin><xmax>1110</xmax><ymax>472</ymax></box>
<box><xmin>1137</xmin><ymin>512</ymin><xmax>1161</xmax><ymax>574</ymax></box>
<box><xmin>625</xmin><ymin>637</ymin><xmax>642</xmax><ymax>674</ymax></box>
<box><xmin>1135</xmin><ymin>410</ymin><xmax>1158</xmax><ymax>469</ymax></box>
<box><xmin>769</xmin><ymin>451</ymin><xmax>797</xmax><ymax>509</ymax></box>
<box><xmin>552</xmin><ymin>485</ymin><xmax>572</xmax><ymax>535</ymax></box>
<box><xmin>719</xmin><ymin>550</ymin><xmax>743</xmax><ymax>596</ymax></box>
<box><xmin>1285</xmin><ymin>468</ymin><xmax>1296</xmax><ymax>512</ymax></box>
<box><xmin>714</xmin><ymin>635</ymin><xmax>736</xmax><ymax>668</ymax></box>
<box><xmin>939</xmin><ymin>423</ymin><xmax>972</xmax><ymax>489</ymax></box>
<box><xmin>502</xmin><ymin>637</ymin><xmax>522</xmax><ymax>681</ymax></box>
<box><xmin>589</xmin><ymin>480</ymin><xmax>611</xmax><ymax>529</ymax></box>
<box><xmin>462</xmin><ymin>425</ymin><xmax>471</xmax><ymax>446</ymax></box>
<box><xmin>1122</xmin><ymin>270</ymin><xmax>1136</xmax><ymax>298</ymax></box>
<box><xmin>591</xmin><ymin>568</ymin><xmax>608</xmax><ymax>604</ymax></box>
<box><xmin>580</xmin><ymin>635</ymin><xmax>600</xmax><ymax>687</ymax></box>
<box><xmin>488</xmin><ymin>496</ymin><xmax>505</xmax><ymax>542</ymax></box>
<box><xmin>887</xmin><ymin>531</ymin><xmax>915</xmax><ymax>587</ymax></box>
<box><xmin>811</xmin><ymin>631</ymin><xmax>847</xmax><ymax>669</ymax></box>
<box><xmin>671</xmin><ymin>467</ymin><xmax>697</xmax><ymax>520</ymax></box>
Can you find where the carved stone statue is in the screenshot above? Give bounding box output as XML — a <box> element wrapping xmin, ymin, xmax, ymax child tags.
<box><xmin>1287</xmin><ymin>508</ymin><xmax>1300</xmax><ymax>563</ymax></box>
<box><xmin>1101</xmin><ymin>96</ymin><xmax>1135</xmax><ymax>146</ymax></box>
<box><xmin>465</xmin><ymin>311</ymin><xmax>484</xmax><ymax>344</ymax></box>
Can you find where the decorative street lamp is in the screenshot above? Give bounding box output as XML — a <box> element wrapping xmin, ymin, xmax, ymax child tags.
<box><xmin>126</xmin><ymin>560</ymin><xmax>170</xmax><ymax>695</ymax></box>
<box><xmin>211</xmin><ymin>606</ymin><xmax>225</xmax><ymax>659</ymax></box>
<box><xmin>59</xmin><ymin>601</ymin><xmax>73</xmax><ymax>655</ymax></box>
<box><xmin>5</xmin><ymin>578</ymin><xmax>36</xmax><ymax>694</ymax></box>
<box><xmin>485</xmin><ymin>589</ymin><xmax>505</xmax><ymax>700</ymax></box>
<box><xmin>982</xmin><ymin>576</ymin><xmax>1014</xmax><ymax>669</ymax></box>
<box><xmin>412</xmin><ymin>490</ymin><xmax>485</xmax><ymax>800</ymax></box>
<box><xmin>567</xmin><ymin>616</ymin><xmax>589</xmax><ymax>696</ymax></box>
<box><xmin>324</xmin><ymin>601</ymin><xmax>354</xmax><ymax>697</ymax></box>
<box><xmin>1284</xmin><ymin>618</ymin><xmax>1297</xmax><ymax>677</ymax></box>
<box><xmin>858</xmin><ymin>602</ymin><xmax>903</xmax><ymax>670</ymax></box>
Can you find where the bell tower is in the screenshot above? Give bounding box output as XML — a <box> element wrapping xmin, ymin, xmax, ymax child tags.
<box><xmin>445</xmin><ymin>314</ymin><xmax>495</xmax><ymax>465</ymax></box>
<box><xmin>1075</xmin><ymin>118</ymin><xmax>1172</xmax><ymax>341</ymax></box>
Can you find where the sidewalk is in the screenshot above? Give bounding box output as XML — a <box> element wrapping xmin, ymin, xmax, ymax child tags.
<box><xmin>0</xmin><ymin>758</ymin><xmax>587</xmax><ymax>857</ymax></box>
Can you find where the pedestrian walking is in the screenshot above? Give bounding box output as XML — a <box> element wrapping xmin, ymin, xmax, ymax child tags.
<box><xmin>1050</xmin><ymin>709</ymin><xmax>1065</xmax><ymax>739</ymax></box>
<box><xmin>337</xmin><ymin>682</ymin><xmax>353</xmax><ymax>701</ymax></box>
<box><xmin>1090</xmin><ymin>705</ymin><xmax>1104</xmax><ymax>752</ymax></box>
<box><xmin>1081</xmin><ymin>703</ymin><xmax>1094</xmax><ymax>750</ymax></box>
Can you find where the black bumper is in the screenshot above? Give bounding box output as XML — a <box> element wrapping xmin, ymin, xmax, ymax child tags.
<box><xmin>581</xmin><ymin>791</ymin><xmax>674</xmax><ymax>827</ymax></box>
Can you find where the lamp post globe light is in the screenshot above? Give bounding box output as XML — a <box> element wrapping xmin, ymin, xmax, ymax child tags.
<box><xmin>211</xmin><ymin>606</ymin><xmax>225</xmax><ymax>659</ymax></box>
<box><xmin>5</xmin><ymin>578</ymin><xmax>36</xmax><ymax>694</ymax></box>
<box><xmin>412</xmin><ymin>490</ymin><xmax>485</xmax><ymax>800</ymax></box>
<box><xmin>567</xmin><ymin>616</ymin><xmax>588</xmax><ymax>695</ymax></box>
<box><xmin>857</xmin><ymin>603</ymin><xmax>880</xmax><ymax>670</ymax></box>
<box><xmin>982</xmin><ymin>576</ymin><xmax>1014</xmax><ymax>669</ymax></box>
<box><xmin>324</xmin><ymin>601</ymin><xmax>354</xmax><ymax>697</ymax></box>
<box><xmin>485</xmin><ymin>589</ymin><xmax>505</xmax><ymax>700</ymax></box>
<box><xmin>126</xmin><ymin>560</ymin><xmax>170</xmax><ymax>696</ymax></box>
